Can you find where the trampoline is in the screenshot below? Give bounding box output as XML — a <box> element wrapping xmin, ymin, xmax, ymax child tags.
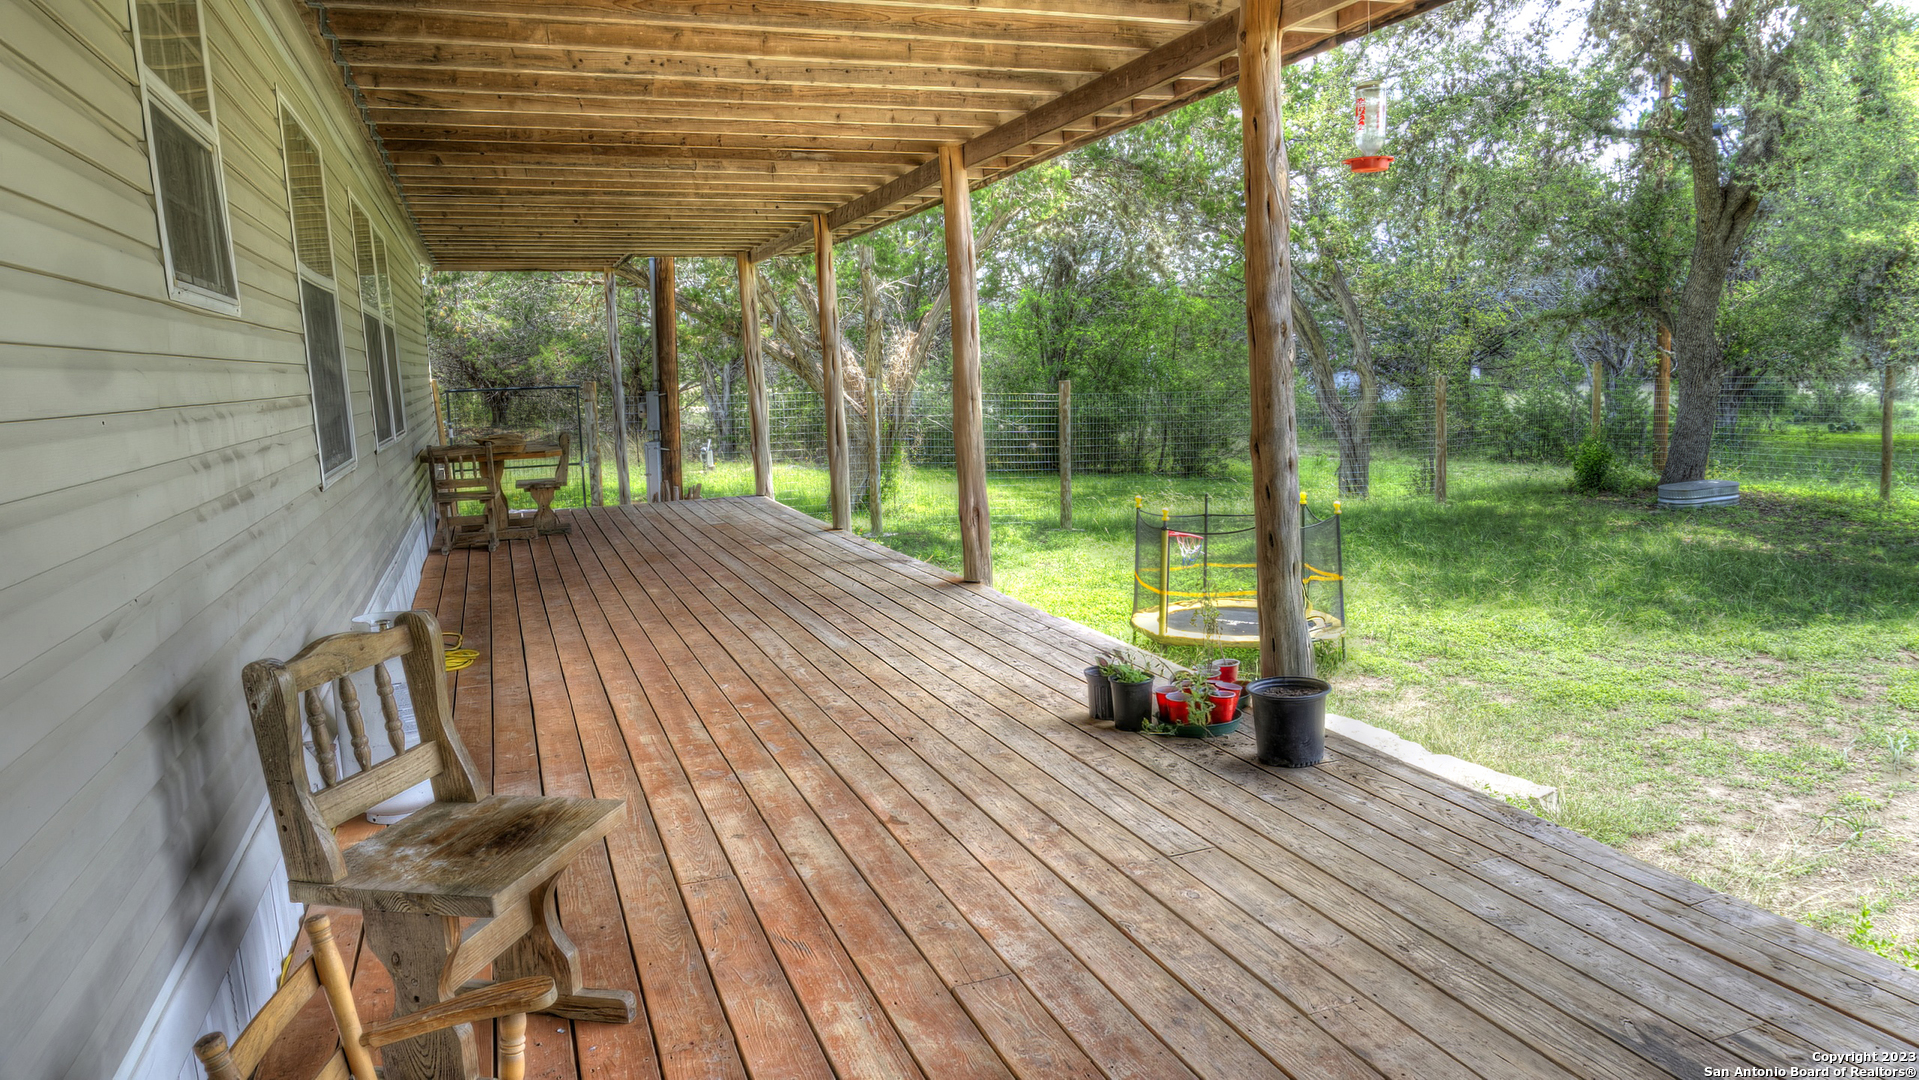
<box><xmin>1131</xmin><ymin>496</ymin><xmax>1345</xmax><ymax>647</ymax></box>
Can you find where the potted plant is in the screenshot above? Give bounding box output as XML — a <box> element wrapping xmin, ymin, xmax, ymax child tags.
<box><xmin>1083</xmin><ymin>664</ymin><xmax>1113</xmax><ymax>721</ymax></box>
<box><xmin>1247</xmin><ymin>675</ymin><xmax>1333</xmax><ymax>766</ymax></box>
<box><xmin>1099</xmin><ymin>655</ymin><xmax>1156</xmax><ymax>732</ymax></box>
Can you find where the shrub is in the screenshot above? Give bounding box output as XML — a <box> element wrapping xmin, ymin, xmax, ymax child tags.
<box><xmin>1572</xmin><ymin>437</ymin><xmax>1614</xmax><ymax>495</ymax></box>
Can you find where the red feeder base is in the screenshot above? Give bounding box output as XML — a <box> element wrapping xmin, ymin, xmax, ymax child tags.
<box><xmin>1345</xmin><ymin>155</ymin><xmax>1395</xmax><ymax>174</ymax></box>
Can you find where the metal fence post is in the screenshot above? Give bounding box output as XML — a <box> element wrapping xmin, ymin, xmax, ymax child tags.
<box><xmin>1885</xmin><ymin>362</ymin><xmax>1898</xmax><ymax>502</ymax></box>
<box><xmin>1434</xmin><ymin>375</ymin><xmax>1448</xmax><ymax>504</ymax></box>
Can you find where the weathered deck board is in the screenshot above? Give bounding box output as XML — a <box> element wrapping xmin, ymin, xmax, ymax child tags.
<box><xmin>281</xmin><ymin>497</ymin><xmax>1918</xmax><ymax>1079</ymax></box>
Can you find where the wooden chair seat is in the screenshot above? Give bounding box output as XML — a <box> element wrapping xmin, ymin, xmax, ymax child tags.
<box><xmin>287</xmin><ymin>796</ymin><xmax>625</xmax><ymax>917</ymax></box>
<box><xmin>512</xmin><ymin>432</ymin><xmax>570</xmax><ymax>534</ymax></box>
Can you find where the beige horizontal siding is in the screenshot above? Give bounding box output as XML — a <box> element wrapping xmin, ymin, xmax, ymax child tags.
<box><xmin>0</xmin><ymin>0</ymin><xmax>438</xmax><ymax>1075</ymax></box>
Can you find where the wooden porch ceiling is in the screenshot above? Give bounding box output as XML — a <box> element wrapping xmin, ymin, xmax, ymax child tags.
<box><xmin>302</xmin><ymin>0</ymin><xmax>1450</xmax><ymax>268</ymax></box>
<box><xmin>264</xmin><ymin>497</ymin><xmax>1919</xmax><ymax>1078</ymax></box>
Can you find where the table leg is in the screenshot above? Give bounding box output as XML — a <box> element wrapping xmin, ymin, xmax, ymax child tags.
<box><xmin>360</xmin><ymin>909</ymin><xmax>480</xmax><ymax>1080</ymax></box>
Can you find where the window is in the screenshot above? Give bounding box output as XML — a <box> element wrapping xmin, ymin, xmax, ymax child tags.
<box><xmin>132</xmin><ymin>0</ymin><xmax>238</xmax><ymax>309</ymax></box>
<box><xmin>352</xmin><ymin>205</ymin><xmax>405</xmax><ymax>445</ymax></box>
<box><xmin>281</xmin><ymin>108</ymin><xmax>355</xmax><ymax>481</ymax></box>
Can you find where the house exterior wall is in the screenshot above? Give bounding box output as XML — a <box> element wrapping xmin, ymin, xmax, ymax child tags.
<box><xmin>0</xmin><ymin>0</ymin><xmax>435</xmax><ymax>1076</ymax></box>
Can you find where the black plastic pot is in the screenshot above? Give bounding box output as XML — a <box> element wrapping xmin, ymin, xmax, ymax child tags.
<box><xmin>1084</xmin><ymin>666</ymin><xmax>1113</xmax><ymax>721</ymax></box>
<box><xmin>1108</xmin><ymin>677</ymin><xmax>1155</xmax><ymax>732</ymax></box>
<box><xmin>1248</xmin><ymin>676</ymin><xmax>1333</xmax><ymax>767</ymax></box>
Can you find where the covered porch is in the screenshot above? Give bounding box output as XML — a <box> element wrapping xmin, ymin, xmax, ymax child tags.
<box><xmin>285</xmin><ymin>498</ymin><xmax>1917</xmax><ymax>1078</ymax></box>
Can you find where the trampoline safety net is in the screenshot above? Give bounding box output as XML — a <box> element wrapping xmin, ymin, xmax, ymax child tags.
<box><xmin>1131</xmin><ymin>500</ymin><xmax>1345</xmax><ymax>647</ymax></box>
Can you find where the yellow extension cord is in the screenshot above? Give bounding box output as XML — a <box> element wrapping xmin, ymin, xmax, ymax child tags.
<box><xmin>444</xmin><ymin>632</ymin><xmax>481</xmax><ymax>672</ymax></box>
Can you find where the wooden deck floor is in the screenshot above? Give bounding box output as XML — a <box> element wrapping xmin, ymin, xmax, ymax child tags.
<box><xmin>302</xmin><ymin>497</ymin><xmax>1919</xmax><ymax>1079</ymax></box>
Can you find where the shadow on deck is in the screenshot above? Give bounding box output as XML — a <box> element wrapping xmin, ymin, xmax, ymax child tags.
<box><xmin>272</xmin><ymin>497</ymin><xmax>1919</xmax><ymax>1079</ymax></box>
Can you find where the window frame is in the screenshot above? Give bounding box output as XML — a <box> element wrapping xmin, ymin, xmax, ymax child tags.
<box><xmin>277</xmin><ymin>98</ymin><xmax>357</xmax><ymax>487</ymax></box>
<box><xmin>349</xmin><ymin>199</ymin><xmax>407</xmax><ymax>449</ymax></box>
<box><xmin>129</xmin><ymin>0</ymin><xmax>241</xmax><ymax>315</ymax></box>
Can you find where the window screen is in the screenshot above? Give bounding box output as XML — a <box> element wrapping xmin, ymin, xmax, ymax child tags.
<box><xmin>281</xmin><ymin>115</ymin><xmax>332</xmax><ymax>279</ymax></box>
<box><xmin>150</xmin><ymin>104</ymin><xmax>235</xmax><ymax>299</ymax></box>
<box><xmin>382</xmin><ymin>321</ymin><xmax>405</xmax><ymax>436</ymax></box>
<box><xmin>302</xmin><ymin>279</ymin><xmax>354</xmax><ymax>476</ymax></box>
<box><xmin>134</xmin><ymin>0</ymin><xmax>210</xmax><ymax>120</ymax></box>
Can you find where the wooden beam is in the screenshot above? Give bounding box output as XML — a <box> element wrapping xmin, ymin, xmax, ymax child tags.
<box><xmin>1239</xmin><ymin>0</ymin><xmax>1312</xmax><ymax>678</ymax></box>
<box><xmin>738</xmin><ymin>254</ymin><xmax>773</xmax><ymax>499</ymax></box>
<box><xmin>655</xmin><ymin>256</ymin><xmax>683</xmax><ymax>499</ymax></box>
<box><xmin>940</xmin><ymin>144</ymin><xmax>992</xmax><ymax>586</ymax></box>
<box><xmin>602</xmin><ymin>271</ymin><xmax>632</xmax><ymax>505</ymax></box>
<box><xmin>816</xmin><ymin>215</ymin><xmax>852</xmax><ymax>530</ymax></box>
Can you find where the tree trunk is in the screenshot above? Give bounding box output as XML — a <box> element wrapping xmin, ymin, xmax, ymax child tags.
<box><xmin>1660</xmin><ymin>275</ymin><xmax>1729</xmax><ymax>484</ymax></box>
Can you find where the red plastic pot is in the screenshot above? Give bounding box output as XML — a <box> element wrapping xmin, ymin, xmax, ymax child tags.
<box><xmin>1208</xmin><ymin>686</ymin><xmax>1239</xmax><ymax>723</ymax></box>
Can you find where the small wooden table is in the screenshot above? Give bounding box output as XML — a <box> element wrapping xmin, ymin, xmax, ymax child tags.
<box><xmin>420</xmin><ymin>440</ymin><xmax>567</xmax><ymax>547</ymax></box>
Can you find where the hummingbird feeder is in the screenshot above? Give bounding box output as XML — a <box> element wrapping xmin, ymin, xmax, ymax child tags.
<box><xmin>1344</xmin><ymin>79</ymin><xmax>1394</xmax><ymax>174</ymax></box>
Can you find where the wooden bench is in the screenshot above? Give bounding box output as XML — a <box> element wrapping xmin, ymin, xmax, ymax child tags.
<box><xmin>513</xmin><ymin>431</ymin><xmax>570</xmax><ymax>535</ymax></box>
<box><xmin>242</xmin><ymin>611</ymin><xmax>637</xmax><ymax>1080</ymax></box>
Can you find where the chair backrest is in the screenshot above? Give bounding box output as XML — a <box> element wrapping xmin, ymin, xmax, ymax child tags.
<box><xmin>551</xmin><ymin>431</ymin><xmax>570</xmax><ymax>486</ymax></box>
<box><xmin>194</xmin><ymin>914</ymin><xmax>378</xmax><ymax>1080</ymax></box>
<box><xmin>243</xmin><ymin>610</ymin><xmax>483</xmax><ymax>883</ymax></box>
<box><xmin>434</xmin><ymin>445</ymin><xmax>498</xmax><ymax>499</ymax></box>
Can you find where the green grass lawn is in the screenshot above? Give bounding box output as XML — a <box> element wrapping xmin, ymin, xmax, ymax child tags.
<box><xmin>563</xmin><ymin>448</ymin><xmax>1919</xmax><ymax>957</ymax></box>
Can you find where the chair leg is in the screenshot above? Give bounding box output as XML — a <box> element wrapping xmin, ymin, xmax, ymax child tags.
<box><xmin>494</xmin><ymin>875</ymin><xmax>637</xmax><ymax>1024</ymax></box>
<box><xmin>529</xmin><ymin>487</ymin><xmax>563</xmax><ymax>534</ymax></box>
<box><xmin>360</xmin><ymin>910</ymin><xmax>480</xmax><ymax>1080</ymax></box>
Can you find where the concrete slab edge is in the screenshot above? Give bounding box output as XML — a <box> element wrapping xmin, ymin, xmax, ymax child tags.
<box><xmin>1327</xmin><ymin>712</ymin><xmax>1560</xmax><ymax>813</ymax></box>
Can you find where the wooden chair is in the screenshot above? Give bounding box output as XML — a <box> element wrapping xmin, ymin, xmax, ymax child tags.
<box><xmin>514</xmin><ymin>432</ymin><xmax>570</xmax><ymax>535</ymax></box>
<box><xmin>193</xmin><ymin>913</ymin><xmax>556</xmax><ymax>1080</ymax></box>
<box><xmin>430</xmin><ymin>444</ymin><xmax>503</xmax><ymax>554</ymax></box>
<box><xmin>242</xmin><ymin>611</ymin><xmax>636</xmax><ymax>1080</ymax></box>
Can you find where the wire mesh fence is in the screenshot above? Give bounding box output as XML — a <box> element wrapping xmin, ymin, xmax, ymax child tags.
<box><xmin>438</xmin><ymin>384</ymin><xmax>590</xmax><ymax>506</ymax></box>
<box><xmin>471</xmin><ymin>367</ymin><xmax>1913</xmax><ymax>519</ymax></box>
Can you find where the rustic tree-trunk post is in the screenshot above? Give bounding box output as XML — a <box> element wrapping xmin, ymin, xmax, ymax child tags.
<box><xmin>1238</xmin><ymin>0</ymin><xmax>1312</xmax><ymax>678</ymax></box>
<box><xmin>1654</xmin><ymin>318</ymin><xmax>1672</xmax><ymax>471</ymax></box>
<box><xmin>602</xmin><ymin>271</ymin><xmax>632</xmax><ymax>505</ymax></box>
<box><xmin>940</xmin><ymin>144</ymin><xmax>993</xmax><ymax>584</ymax></box>
<box><xmin>584</xmin><ymin>378</ymin><xmax>603</xmax><ymax>506</ymax></box>
<box><xmin>1059</xmin><ymin>378</ymin><xmax>1073</xmax><ymax>529</ymax></box>
<box><xmin>737</xmin><ymin>254</ymin><xmax>774</xmax><ymax>499</ymax></box>
<box><xmin>1434</xmin><ymin>374</ymin><xmax>1448</xmax><ymax>504</ymax></box>
<box><xmin>1884</xmin><ymin>361</ymin><xmax>1897</xmax><ymax>502</ymax></box>
<box><xmin>654</xmin><ymin>256</ymin><xmax>683</xmax><ymax>500</ymax></box>
<box><xmin>815</xmin><ymin>215</ymin><xmax>852</xmax><ymax>530</ymax></box>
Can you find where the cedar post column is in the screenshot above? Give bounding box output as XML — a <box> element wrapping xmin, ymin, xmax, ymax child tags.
<box><xmin>654</xmin><ymin>256</ymin><xmax>682</xmax><ymax>499</ymax></box>
<box><xmin>738</xmin><ymin>254</ymin><xmax>774</xmax><ymax>498</ymax></box>
<box><xmin>1239</xmin><ymin>0</ymin><xmax>1311</xmax><ymax>677</ymax></box>
<box><xmin>940</xmin><ymin>144</ymin><xmax>993</xmax><ymax>584</ymax></box>
<box><xmin>816</xmin><ymin>215</ymin><xmax>852</xmax><ymax>530</ymax></box>
<box><xmin>1591</xmin><ymin>360</ymin><xmax>1603</xmax><ymax>438</ymax></box>
<box><xmin>1653</xmin><ymin>317</ymin><xmax>1672</xmax><ymax>471</ymax></box>
<box><xmin>602</xmin><ymin>271</ymin><xmax>632</xmax><ymax>505</ymax></box>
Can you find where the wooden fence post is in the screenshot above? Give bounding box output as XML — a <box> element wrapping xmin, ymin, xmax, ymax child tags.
<box><xmin>584</xmin><ymin>378</ymin><xmax>603</xmax><ymax>506</ymax></box>
<box><xmin>1590</xmin><ymin>360</ymin><xmax>1603</xmax><ymax>439</ymax></box>
<box><xmin>1434</xmin><ymin>374</ymin><xmax>1448</xmax><ymax>504</ymax></box>
<box><xmin>1058</xmin><ymin>378</ymin><xmax>1073</xmax><ymax>529</ymax></box>
<box><xmin>602</xmin><ymin>271</ymin><xmax>632</xmax><ymax>505</ymax></box>
<box><xmin>1653</xmin><ymin>318</ymin><xmax>1672</xmax><ymax>471</ymax></box>
<box><xmin>429</xmin><ymin>376</ymin><xmax>448</xmax><ymax>445</ymax></box>
<box><xmin>1884</xmin><ymin>361</ymin><xmax>1897</xmax><ymax>502</ymax></box>
<box><xmin>816</xmin><ymin>215</ymin><xmax>852</xmax><ymax>531</ymax></box>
